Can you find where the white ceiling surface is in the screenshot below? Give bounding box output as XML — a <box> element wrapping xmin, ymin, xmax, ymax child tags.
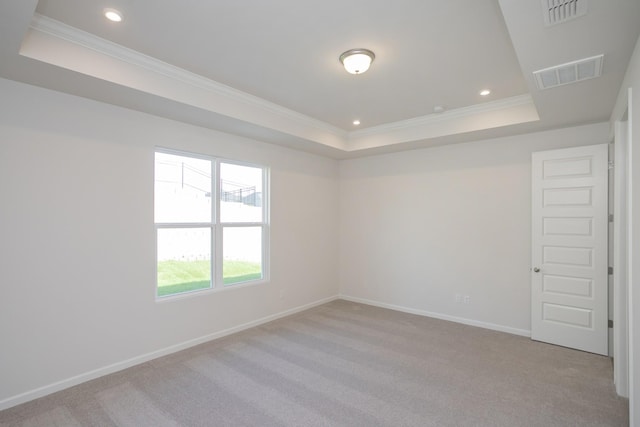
<box><xmin>0</xmin><ymin>1</ymin><xmax>639</xmax><ymax>158</ymax></box>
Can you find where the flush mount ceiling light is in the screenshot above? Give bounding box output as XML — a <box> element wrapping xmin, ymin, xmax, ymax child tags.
<box><xmin>480</xmin><ymin>89</ymin><xmax>491</xmax><ymax>96</ymax></box>
<box><xmin>339</xmin><ymin>49</ymin><xmax>375</xmax><ymax>75</ymax></box>
<box><xmin>104</xmin><ymin>8</ymin><xmax>123</xmax><ymax>22</ymax></box>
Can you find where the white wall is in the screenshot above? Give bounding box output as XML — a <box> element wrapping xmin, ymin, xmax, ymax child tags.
<box><xmin>339</xmin><ymin>123</ymin><xmax>610</xmax><ymax>334</ymax></box>
<box><xmin>611</xmin><ymin>32</ymin><xmax>640</xmax><ymax>426</ymax></box>
<box><xmin>0</xmin><ymin>68</ymin><xmax>630</xmax><ymax>411</ymax></box>
<box><xmin>0</xmin><ymin>78</ymin><xmax>340</xmax><ymax>409</ymax></box>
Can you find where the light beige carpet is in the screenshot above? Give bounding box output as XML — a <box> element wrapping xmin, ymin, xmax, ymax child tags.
<box><xmin>0</xmin><ymin>300</ymin><xmax>628</xmax><ymax>426</ymax></box>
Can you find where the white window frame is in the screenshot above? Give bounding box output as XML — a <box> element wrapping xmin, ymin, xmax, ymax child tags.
<box><xmin>155</xmin><ymin>148</ymin><xmax>270</xmax><ymax>300</ymax></box>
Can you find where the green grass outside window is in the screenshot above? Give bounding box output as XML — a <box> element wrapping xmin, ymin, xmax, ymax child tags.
<box><xmin>157</xmin><ymin>260</ymin><xmax>262</xmax><ymax>296</ymax></box>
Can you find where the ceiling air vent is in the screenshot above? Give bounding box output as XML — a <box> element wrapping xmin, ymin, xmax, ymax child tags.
<box><xmin>542</xmin><ymin>0</ymin><xmax>588</xmax><ymax>26</ymax></box>
<box><xmin>533</xmin><ymin>54</ymin><xmax>603</xmax><ymax>90</ymax></box>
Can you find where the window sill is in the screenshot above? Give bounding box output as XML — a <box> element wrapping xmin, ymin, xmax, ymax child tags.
<box><xmin>155</xmin><ymin>277</ymin><xmax>270</xmax><ymax>303</ymax></box>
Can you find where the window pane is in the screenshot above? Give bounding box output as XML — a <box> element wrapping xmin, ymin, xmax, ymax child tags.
<box><xmin>157</xmin><ymin>228</ymin><xmax>211</xmax><ymax>296</ymax></box>
<box><xmin>220</xmin><ymin>163</ymin><xmax>263</xmax><ymax>223</ymax></box>
<box><xmin>155</xmin><ymin>152</ymin><xmax>212</xmax><ymax>223</ymax></box>
<box><xmin>223</xmin><ymin>227</ymin><xmax>262</xmax><ymax>285</ymax></box>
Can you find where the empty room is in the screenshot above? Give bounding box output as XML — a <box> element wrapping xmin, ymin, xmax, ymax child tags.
<box><xmin>2</xmin><ymin>0</ymin><xmax>640</xmax><ymax>425</ymax></box>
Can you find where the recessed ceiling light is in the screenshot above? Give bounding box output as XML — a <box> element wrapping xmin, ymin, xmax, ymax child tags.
<box><xmin>353</xmin><ymin>120</ymin><xmax>361</xmax><ymax>126</ymax></box>
<box><xmin>480</xmin><ymin>89</ymin><xmax>491</xmax><ymax>96</ymax></box>
<box><xmin>433</xmin><ymin>105</ymin><xmax>445</xmax><ymax>114</ymax></box>
<box><xmin>104</xmin><ymin>8</ymin><xmax>123</xmax><ymax>22</ymax></box>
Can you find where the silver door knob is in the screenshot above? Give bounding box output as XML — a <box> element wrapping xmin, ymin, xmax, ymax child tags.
<box><xmin>533</xmin><ymin>267</ymin><xmax>540</xmax><ymax>273</ymax></box>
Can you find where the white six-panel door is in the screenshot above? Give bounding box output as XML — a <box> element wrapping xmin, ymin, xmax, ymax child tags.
<box><xmin>531</xmin><ymin>144</ymin><xmax>608</xmax><ymax>355</ymax></box>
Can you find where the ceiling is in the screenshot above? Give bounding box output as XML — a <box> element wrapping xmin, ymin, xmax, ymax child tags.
<box><xmin>0</xmin><ymin>0</ymin><xmax>639</xmax><ymax>158</ymax></box>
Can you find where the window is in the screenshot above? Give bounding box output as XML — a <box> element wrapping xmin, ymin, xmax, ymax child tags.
<box><xmin>154</xmin><ymin>150</ymin><xmax>268</xmax><ymax>298</ymax></box>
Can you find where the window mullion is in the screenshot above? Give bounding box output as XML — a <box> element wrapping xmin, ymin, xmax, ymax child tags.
<box><xmin>214</xmin><ymin>159</ymin><xmax>222</xmax><ymax>288</ymax></box>
<box><xmin>219</xmin><ymin>222</ymin><xmax>264</xmax><ymax>227</ymax></box>
<box><xmin>210</xmin><ymin>159</ymin><xmax>215</xmax><ymax>289</ymax></box>
<box><xmin>156</xmin><ymin>222</ymin><xmax>213</xmax><ymax>228</ymax></box>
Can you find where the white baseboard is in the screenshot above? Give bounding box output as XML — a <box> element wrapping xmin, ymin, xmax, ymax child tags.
<box><xmin>1</xmin><ymin>294</ymin><xmax>530</xmax><ymax>411</ymax></box>
<box><xmin>0</xmin><ymin>295</ymin><xmax>340</xmax><ymax>411</ymax></box>
<box><xmin>340</xmin><ymin>294</ymin><xmax>531</xmax><ymax>338</ymax></box>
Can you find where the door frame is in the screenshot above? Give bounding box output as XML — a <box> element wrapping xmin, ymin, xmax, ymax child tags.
<box><xmin>613</xmin><ymin>113</ymin><xmax>630</xmax><ymax>397</ymax></box>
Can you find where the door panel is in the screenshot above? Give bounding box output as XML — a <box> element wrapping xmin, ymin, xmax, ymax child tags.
<box><xmin>543</xmin><ymin>275</ymin><xmax>592</xmax><ymax>297</ymax></box>
<box><xmin>543</xmin><ymin>157</ymin><xmax>592</xmax><ymax>178</ymax></box>
<box><xmin>543</xmin><ymin>187</ymin><xmax>593</xmax><ymax>206</ymax></box>
<box><xmin>531</xmin><ymin>144</ymin><xmax>608</xmax><ymax>355</ymax></box>
<box><xmin>543</xmin><ymin>246</ymin><xmax>593</xmax><ymax>266</ymax></box>
<box><xmin>543</xmin><ymin>303</ymin><xmax>592</xmax><ymax>328</ymax></box>
<box><xmin>543</xmin><ymin>217</ymin><xmax>593</xmax><ymax>236</ymax></box>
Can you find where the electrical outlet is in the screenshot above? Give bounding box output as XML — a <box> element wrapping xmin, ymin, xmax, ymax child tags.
<box><xmin>463</xmin><ymin>295</ymin><xmax>471</xmax><ymax>304</ymax></box>
<box><xmin>455</xmin><ymin>293</ymin><xmax>462</xmax><ymax>304</ymax></box>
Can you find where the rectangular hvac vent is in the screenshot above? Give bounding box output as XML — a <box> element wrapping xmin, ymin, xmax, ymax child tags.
<box><xmin>533</xmin><ymin>54</ymin><xmax>603</xmax><ymax>90</ymax></box>
<box><xmin>542</xmin><ymin>0</ymin><xmax>588</xmax><ymax>26</ymax></box>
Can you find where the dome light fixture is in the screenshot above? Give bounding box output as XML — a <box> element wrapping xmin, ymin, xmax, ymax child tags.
<box><xmin>104</xmin><ymin>8</ymin><xmax>123</xmax><ymax>22</ymax></box>
<box><xmin>339</xmin><ymin>49</ymin><xmax>375</xmax><ymax>75</ymax></box>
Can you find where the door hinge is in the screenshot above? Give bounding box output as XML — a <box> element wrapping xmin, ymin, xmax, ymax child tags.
<box><xmin>609</xmin><ymin>319</ymin><xmax>614</xmax><ymax>328</ymax></box>
<box><xmin>609</xmin><ymin>214</ymin><xmax>614</xmax><ymax>223</ymax></box>
<box><xmin>608</xmin><ymin>266</ymin><xmax>614</xmax><ymax>275</ymax></box>
<box><xmin>608</xmin><ymin>160</ymin><xmax>615</xmax><ymax>170</ymax></box>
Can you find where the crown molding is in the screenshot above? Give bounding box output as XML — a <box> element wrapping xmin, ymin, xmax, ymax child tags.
<box><xmin>349</xmin><ymin>94</ymin><xmax>535</xmax><ymax>138</ymax></box>
<box><xmin>347</xmin><ymin>94</ymin><xmax>539</xmax><ymax>151</ymax></box>
<box><xmin>29</xmin><ymin>13</ymin><xmax>348</xmax><ymax>140</ymax></box>
<box><xmin>25</xmin><ymin>13</ymin><xmax>540</xmax><ymax>156</ymax></box>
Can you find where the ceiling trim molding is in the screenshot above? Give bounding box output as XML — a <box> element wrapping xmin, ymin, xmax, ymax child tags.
<box><xmin>349</xmin><ymin>94</ymin><xmax>535</xmax><ymax>138</ymax></box>
<box><xmin>29</xmin><ymin>13</ymin><xmax>348</xmax><ymax>140</ymax></box>
<box><xmin>23</xmin><ymin>13</ymin><xmax>541</xmax><ymax>156</ymax></box>
<box><xmin>347</xmin><ymin>94</ymin><xmax>540</xmax><ymax>151</ymax></box>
